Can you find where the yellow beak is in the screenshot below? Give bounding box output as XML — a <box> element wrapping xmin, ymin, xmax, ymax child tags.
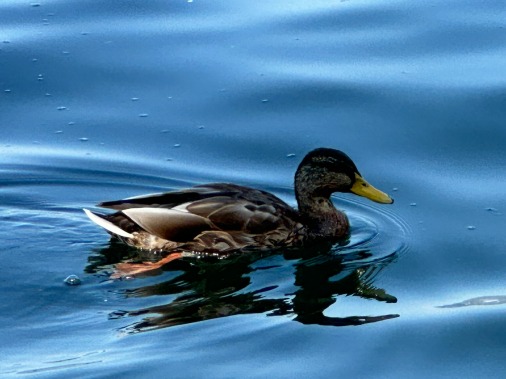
<box><xmin>350</xmin><ymin>173</ymin><xmax>394</xmax><ymax>204</ymax></box>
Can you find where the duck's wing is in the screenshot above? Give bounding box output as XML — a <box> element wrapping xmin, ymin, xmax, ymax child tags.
<box><xmin>88</xmin><ymin>183</ymin><xmax>302</xmax><ymax>250</ymax></box>
<box><xmin>84</xmin><ymin>207</ymin><xmax>215</xmax><ymax>242</ymax></box>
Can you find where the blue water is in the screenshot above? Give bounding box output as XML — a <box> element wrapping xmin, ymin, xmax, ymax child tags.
<box><xmin>1</xmin><ymin>0</ymin><xmax>506</xmax><ymax>377</ymax></box>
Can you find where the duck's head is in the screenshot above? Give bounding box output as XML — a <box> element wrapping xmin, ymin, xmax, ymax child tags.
<box><xmin>294</xmin><ymin>147</ymin><xmax>393</xmax><ymax>205</ymax></box>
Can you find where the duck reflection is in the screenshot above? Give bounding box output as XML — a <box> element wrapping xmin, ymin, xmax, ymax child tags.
<box><xmin>87</xmin><ymin>242</ymin><xmax>399</xmax><ymax>332</ymax></box>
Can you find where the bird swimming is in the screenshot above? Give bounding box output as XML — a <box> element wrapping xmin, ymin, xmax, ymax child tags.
<box><xmin>84</xmin><ymin>148</ymin><xmax>393</xmax><ymax>264</ymax></box>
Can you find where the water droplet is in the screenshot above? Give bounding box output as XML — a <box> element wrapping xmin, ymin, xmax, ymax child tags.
<box><xmin>4</xmin><ymin>89</ymin><xmax>11</xmax><ymax>93</ymax></box>
<box><xmin>62</xmin><ymin>51</ymin><xmax>70</xmax><ymax>55</ymax></box>
<box><xmin>54</xmin><ymin>130</ymin><xmax>63</xmax><ymax>134</ymax></box>
<box><xmin>68</xmin><ymin>121</ymin><xmax>75</xmax><ymax>125</ymax></box>
<box><xmin>187</xmin><ymin>0</ymin><xmax>193</xmax><ymax>3</ymax></box>
<box><xmin>173</xmin><ymin>143</ymin><xmax>181</xmax><ymax>148</ymax></box>
<box><xmin>410</xmin><ymin>203</ymin><xmax>417</xmax><ymax>207</ymax></box>
<box><xmin>261</xmin><ymin>98</ymin><xmax>269</xmax><ymax>103</ymax></box>
<box><xmin>81</xmin><ymin>32</ymin><xmax>89</xmax><ymax>36</ymax></box>
<box><xmin>32</xmin><ymin>58</ymin><xmax>38</xmax><ymax>62</ymax></box>
<box><xmin>392</xmin><ymin>187</ymin><xmax>398</xmax><ymax>191</ymax></box>
<box><xmin>131</xmin><ymin>97</ymin><xmax>139</xmax><ymax>101</ymax></box>
<box><xmin>467</xmin><ymin>225</ymin><xmax>476</xmax><ymax>230</ymax></box>
<box><xmin>138</xmin><ymin>113</ymin><xmax>148</xmax><ymax>117</ymax></box>
<box><xmin>286</xmin><ymin>153</ymin><xmax>296</xmax><ymax>158</ymax></box>
<box><xmin>37</xmin><ymin>74</ymin><xmax>44</xmax><ymax>81</ymax></box>
<box><xmin>161</xmin><ymin>129</ymin><xmax>169</xmax><ymax>133</ymax></box>
<box><xmin>197</xmin><ymin>125</ymin><xmax>205</xmax><ymax>130</ymax></box>
<box><xmin>64</xmin><ymin>275</ymin><xmax>81</xmax><ymax>286</ymax></box>
<box><xmin>167</xmin><ymin>96</ymin><xmax>173</xmax><ymax>99</ymax></box>
<box><xmin>57</xmin><ymin>106</ymin><xmax>67</xmax><ymax>111</ymax></box>
<box><xmin>485</xmin><ymin>207</ymin><xmax>500</xmax><ymax>215</ymax></box>
<box><xmin>45</xmin><ymin>93</ymin><xmax>51</xmax><ymax>96</ymax></box>
<box><xmin>79</xmin><ymin>137</ymin><xmax>89</xmax><ymax>142</ymax></box>
<box><xmin>30</xmin><ymin>2</ymin><xmax>41</xmax><ymax>7</ymax></box>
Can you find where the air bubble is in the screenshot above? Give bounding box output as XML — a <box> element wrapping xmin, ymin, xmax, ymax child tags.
<box><xmin>467</xmin><ymin>226</ymin><xmax>476</xmax><ymax>231</ymax></box>
<box><xmin>64</xmin><ymin>275</ymin><xmax>81</xmax><ymax>286</ymax></box>
<box><xmin>138</xmin><ymin>113</ymin><xmax>148</xmax><ymax>117</ymax></box>
<box><xmin>286</xmin><ymin>153</ymin><xmax>296</xmax><ymax>158</ymax></box>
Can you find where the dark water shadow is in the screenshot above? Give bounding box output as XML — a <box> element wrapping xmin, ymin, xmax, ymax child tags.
<box><xmin>87</xmin><ymin>241</ymin><xmax>399</xmax><ymax>333</ymax></box>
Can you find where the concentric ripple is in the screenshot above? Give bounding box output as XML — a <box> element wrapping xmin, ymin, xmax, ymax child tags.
<box><xmin>334</xmin><ymin>195</ymin><xmax>411</xmax><ymax>265</ymax></box>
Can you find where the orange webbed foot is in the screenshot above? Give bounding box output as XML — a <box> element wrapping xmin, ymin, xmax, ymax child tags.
<box><xmin>111</xmin><ymin>252</ymin><xmax>183</xmax><ymax>279</ymax></box>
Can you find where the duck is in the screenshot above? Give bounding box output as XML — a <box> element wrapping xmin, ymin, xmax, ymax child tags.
<box><xmin>84</xmin><ymin>148</ymin><xmax>393</xmax><ymax>258</ymax></box>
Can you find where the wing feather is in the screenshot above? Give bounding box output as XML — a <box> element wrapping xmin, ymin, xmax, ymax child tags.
<box><xmin>122</xmin><ymin>208</ymin><xmax>214</xmax><ymax>242</ymax></box>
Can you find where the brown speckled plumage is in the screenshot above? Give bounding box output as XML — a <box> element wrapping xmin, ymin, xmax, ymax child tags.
<box><xmin>84</xmin><ymin>148</ymin><xmax>393</xmax><ymax>255</ymax></box>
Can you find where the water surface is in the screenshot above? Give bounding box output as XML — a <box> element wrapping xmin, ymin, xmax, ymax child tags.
<box><xmin>1</xmin><ymin>0</ymin><xmax>506</xmax><ymax>378</ymax></box>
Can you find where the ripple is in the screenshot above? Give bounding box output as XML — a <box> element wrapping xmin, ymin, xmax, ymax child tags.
<box><xmin>332</xmin><ymin>195</ymin><xmax>411</xmax><ymax>266</ymax></box>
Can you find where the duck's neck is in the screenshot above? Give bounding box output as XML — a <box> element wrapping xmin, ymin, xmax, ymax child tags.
<box><xmin>295</xmin><ymin>192</ymin><xmax>349</xmax><ymax>241</ymax></box>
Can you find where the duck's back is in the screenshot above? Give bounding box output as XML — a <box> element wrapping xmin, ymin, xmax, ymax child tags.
<box><xmin>89</xmin><ymin>183</ymin><xmax>304</xmax><ymax>253</ymax></box>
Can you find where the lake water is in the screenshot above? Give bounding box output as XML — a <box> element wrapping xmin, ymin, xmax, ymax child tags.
<box><xmin>1</xmin><ymin>0</ymin><xmax>506</xmax><ymax>378</ymax></box>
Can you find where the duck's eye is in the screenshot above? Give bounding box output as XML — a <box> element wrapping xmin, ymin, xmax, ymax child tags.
<box><xmin>362</xmin><ymin>183</ymin><xmax>368</xmax><ymax>187</ymax></box>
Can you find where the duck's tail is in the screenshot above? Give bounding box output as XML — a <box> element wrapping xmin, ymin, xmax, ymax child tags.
<box><xmin>83</xmin><ymin>209</ymin><xmax>134</xmax><ymax>238</ymax></box>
